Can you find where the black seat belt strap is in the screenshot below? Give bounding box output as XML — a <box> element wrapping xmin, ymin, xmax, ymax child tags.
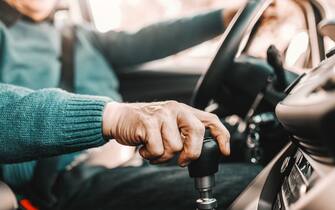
<box><xmin>29</xmin><ymin>23</ymin><xmax>76</xmax><ymax>209</ymax></box>
<box><xmin>59</xmin><ymin>23</ymin><xmax>76</xmax><ymax>92</ymax></box>
<box><xmin>29</xmin><ymin>156</ymin><xmax>60</xmax><ymax>209</ymax></box>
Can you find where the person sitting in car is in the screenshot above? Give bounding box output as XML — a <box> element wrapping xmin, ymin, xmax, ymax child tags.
<box><xmin>0</xmin><ymin>1</ymin><xmax>261</xmax><ymax>209</ymax></box>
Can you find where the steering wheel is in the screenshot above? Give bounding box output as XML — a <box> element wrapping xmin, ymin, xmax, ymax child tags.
<box><xmin>192</xmin><ymin>0</ymin><xmax>273</xmax><ymax>110</ymax></box>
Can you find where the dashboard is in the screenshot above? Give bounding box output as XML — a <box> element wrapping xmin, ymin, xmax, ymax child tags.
<box><xmin>228</xmin><ymin>54</ymin><xmax>335</xmax><ymax>210</ymax></box>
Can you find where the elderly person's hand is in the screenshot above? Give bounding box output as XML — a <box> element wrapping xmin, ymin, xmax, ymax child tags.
<box><xmin>103</xmin><ymin>101</ymin><xmax>230</xmax><ymax>167</ymax></box>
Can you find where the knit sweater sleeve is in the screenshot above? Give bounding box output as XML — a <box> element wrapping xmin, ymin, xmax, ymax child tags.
<box><xmin>0</xmin><ymin>83</ymin><xmax>110</xmax><ymax>163</ymax></box>
<box><xmin>86</xmin><ymin>10</ymin><xmax>224</xmax><ymax>69</ymax></box>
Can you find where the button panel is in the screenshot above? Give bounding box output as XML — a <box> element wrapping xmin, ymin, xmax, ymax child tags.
<box><xmin>273</xmin><ymin>151</ymin><xmax>318</xmax><ymax>210</ymax></box>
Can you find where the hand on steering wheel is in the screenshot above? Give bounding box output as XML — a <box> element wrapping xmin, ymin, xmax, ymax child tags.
<box><xmin>192</xmin><ymin>0</ymin><xmax>272</xmax><ymax>110</ymax></box>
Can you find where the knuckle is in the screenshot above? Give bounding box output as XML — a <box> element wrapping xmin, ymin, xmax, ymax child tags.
<box><xmin>193</xmin><ymin>123</ymin><xmax>205</xmax><ymax>136</ymax></box>
<box><xmin>209</xmin><ymin>113</ymin><xmax>220</xmax><ymax>123</ymax></box>
<box><xmin>166</xmin><ymin>100</ymin><xmax>179</xmax><ymax>106</ymax></box>
<box><xmin>135</xmin><ymin>129</ymin><xmax>143</xmax><ymax>140</ymax></box>
<box><xmin>157</xmin><ymin>107</ymin><xmax>169</xmax><ymax>115</ymax></box>
<box><xmin>162</xmin><ymin>101</ymin><xmax>180</xmax><ymax>116</ymax></box>
<box><xmin>185</xmin><ymin>148</ymin><xmax>201</xmax><ymax>160</ymax></box>
<box><xmin>151</xmin><ymin>146</ymin><xmax>164</xmax><ymax>157</ymax></box>
<box><xmin>170</xmin><ymin>141</ymin><xmax>183</xmax><ymax>152</ymax></box>
<box><xmin>166</xmin><ymin>100</ymin><xmax>180</xmax><ymax>109</ymax></box>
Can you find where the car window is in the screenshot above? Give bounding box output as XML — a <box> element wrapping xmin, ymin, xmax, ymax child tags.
<box><xmin>86</xmin><ymin>0</ymin><xmax>334</xmax><ymax>71</ymax></box>
<box><xmin>318</xmin><ymin>0</ymin><xmax>335</xmax><ymax>52</ymax></box>
<box><xmin>245</xmin><ymin>0</ymin><xmax>309</xmax><ymax>71</ymax></box>
<box><xmin>86</xmin><ymin>0</ymin><xmax>245</xmax><ymax>65</ymax></box>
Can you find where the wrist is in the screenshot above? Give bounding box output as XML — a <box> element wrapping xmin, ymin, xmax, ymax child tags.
<box><xmin>102</xmin><ymin>102</ymin><xmax>122</xmax><ymax>140</ymax></box>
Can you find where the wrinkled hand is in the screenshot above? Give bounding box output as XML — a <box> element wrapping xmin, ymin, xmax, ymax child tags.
<box><xmin>103</xmin><ymin>101</ymin><xmax>230</xmax><ymax>167</ymax></box>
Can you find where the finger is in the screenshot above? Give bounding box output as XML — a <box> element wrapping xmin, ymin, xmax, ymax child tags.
<box><xmin>177</xmin><ymin>112</ymin><xmax>205</xmax><ymax>167</ymax></box>
<box><xmin>201</xmin><ymin>113</ymin><xmax>230</xmax><ymax>156</ymax></box>
<box><xmin>182</xmin><ymin>105</ymin><xmax>231</xmax><ymax>156</ymax></box>
<box><xmin>139</xmin><ymin>121</ymin><xmax>164</xmax><ymax>160</ymax></box>
<box><xmin>151</xmin><ymin>120</ymin><xmax>183</xmax><ymax>164</ymax></box>
<box><xmin>216</xmin><ymin>133</ymin><xmax>230</xmax><ymax>156</ymax></box>
<box><xmin>203</xmin><ymin>114</ymin><xmax>230</xmax><ymax>156</ymax></box>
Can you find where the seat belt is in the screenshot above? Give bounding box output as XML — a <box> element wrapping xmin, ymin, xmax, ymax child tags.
<box><xmin>27</xmin><ymin>157</ymin><xmax>60</xmax><ymax>209</ymax></box>
<box><xmin>59</xmin><ymin>23</ymin><xmax>76</xmax><ymax>92</ymax></box>
<box><xmin>28</xmin><ymin>24</ymin><xmax>76</xmax><ymax>209</ymax></box>
<box><xmin>0</xmin><ymin>2</ymin><xmax>76</xmax><ymax>208</ymax></box>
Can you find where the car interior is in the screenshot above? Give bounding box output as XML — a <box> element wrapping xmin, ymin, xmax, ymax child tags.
<box><xmin>1</xmin><ymin>0</ymin><xmax>335</xmax><ymax>209</ymax></box>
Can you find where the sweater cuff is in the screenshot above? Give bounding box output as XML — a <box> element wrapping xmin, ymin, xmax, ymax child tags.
<box><xmin>61</xmin><ymin>94</ymin><xmax>111</xmax><ymax>149</ymax></box>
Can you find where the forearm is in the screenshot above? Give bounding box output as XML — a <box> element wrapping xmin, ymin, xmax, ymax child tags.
<box><xmin>0</xmin><ymin>83</ymin><xmax>110</xmax><ymax>163</ymax></box>
<box><xmin>91</xmin><ymin>10</ymin><xmax>225</xmax><ymax>68</ymax></box>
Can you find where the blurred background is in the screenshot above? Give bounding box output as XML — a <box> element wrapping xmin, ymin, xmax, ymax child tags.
<box><xmin>58</xmin><ymin>0</ymin><xmax>335</xmax><ymax>72</ymax></box>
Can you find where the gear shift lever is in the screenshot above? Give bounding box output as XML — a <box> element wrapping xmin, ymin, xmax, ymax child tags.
<box><xmin>188</xmin><ymin>137</ymin><xmax>221</xmax><ymax>210</ymax></box>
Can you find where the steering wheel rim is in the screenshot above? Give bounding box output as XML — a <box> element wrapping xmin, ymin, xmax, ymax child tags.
<box><xmin>192</xmin><ymin>0</ymin><xmax>273</xmax><ymax>110</ymax></box>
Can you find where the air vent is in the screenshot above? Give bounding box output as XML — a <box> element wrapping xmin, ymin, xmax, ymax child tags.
<box><xmin>291</xmin><ymin>136</ymin><xmax>334</xmax><ymax>164</ymax></box>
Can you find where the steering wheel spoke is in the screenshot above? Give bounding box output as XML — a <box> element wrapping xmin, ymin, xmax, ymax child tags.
<box><xmin>192</xmin><ymin>0</ymin><xmax>273</xmax><ymax>110</ymax></box>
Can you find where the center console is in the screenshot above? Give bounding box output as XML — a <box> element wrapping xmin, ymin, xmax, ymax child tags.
<box><xmin>273</xmin><ymin>149</ymin><xmax>323</xmax><ymax>210</ymax></box>
<box><xmin>228</xmin><ymin>54</ymin><xmax>335</xmax><ymax>210</ymax></box>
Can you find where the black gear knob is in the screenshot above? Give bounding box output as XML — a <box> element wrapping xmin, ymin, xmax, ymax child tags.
<box><xmin>188</xmin><ymin>137</ymin><xmax>221</xmax><ymax>177</ymax></box>
<box><xmin>188</xmin><ymin>137</ymin><xmax>221</xmax><ymax>210</ymax></box>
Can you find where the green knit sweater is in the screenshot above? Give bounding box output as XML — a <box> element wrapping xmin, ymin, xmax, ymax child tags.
<box><xmin>0</xmin><ymin>1</ymin><xmax>224</xmax><ymax>189</ymax></box>
<box><xmin>0</xmin><ymin>84</ymin><xmax>110</xmax><ymax>162</ymax></box>
<box><xmin>0</xmin><ymin>84</ymin><xmax>110</xmax><ymax>188</ymax></box>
